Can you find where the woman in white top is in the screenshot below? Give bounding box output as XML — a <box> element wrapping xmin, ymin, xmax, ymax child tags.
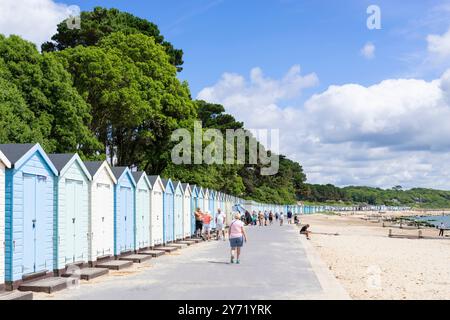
<box><xmin>228</xmin><ymin>213</ymin><xmax>248</xmax><ymax>264</ymax></box>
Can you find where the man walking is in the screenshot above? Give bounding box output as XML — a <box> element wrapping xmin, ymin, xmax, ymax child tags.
<box><xmin>194</xmin><ymin>208</ymin><xmax>204</xmax><ymax>239</ymax></box>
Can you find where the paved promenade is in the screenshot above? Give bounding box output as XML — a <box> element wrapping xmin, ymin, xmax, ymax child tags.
<box><xmin>36</xmin><ymin>224</ymin><xmax>349</xmax><ymax>300</ymax></box>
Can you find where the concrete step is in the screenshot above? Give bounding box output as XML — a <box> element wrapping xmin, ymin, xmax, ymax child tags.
<box><xmin>169</xmin><ymin>243</ymin><xmax>188</xmax><ymax>249</ymax></box>
<box><xmin>95</xmin><ymin>260</ymin><xmax>133</xmax><ymax>271</ymax></box>
<box><xmin>119</xmin><ymin>254</ymin><xmax>152</xmax><ymax>263</ymax></box>
<box><xmin>137</xmin><ymin>250</ymin><xmax>165</xmax><ymax>257</ymax></box>
<box><xmin>177</xmin><ymin>240</ymin><xmax>195</xmax><ymax>246</ymax></box>
<box><xmin>18</xmin><ymin>277</ymin><xmax>77</xmax><ymax>294</ymax></box>
<box><xmin>0</xmin><ymin>290</ymin><xmax>33</xmax><ymax>300</ymax></box>
<box><xmin>154</xmin><ymin>246</ymin><xmax>178</xmax><ymax>253</ymax></box>
<box><xmin>62</xmin><ymin>267</ymin><xmax>109</xmax><ymax>281</ymax></box>
<box><xmin>187</xmin><ymin>238</ymin><xmax>203</xmax><ymax>243</ymax></box>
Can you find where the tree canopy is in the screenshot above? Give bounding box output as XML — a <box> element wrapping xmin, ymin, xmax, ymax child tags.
<box><xmin>0</xmin><ymin>35</ymin><xmax>102</xmax><ymax>156</ymax></box>
<box><xmin>42</xmin><ymin>7</ymin><xmax>184</xmax><ymax>71</ymax></box>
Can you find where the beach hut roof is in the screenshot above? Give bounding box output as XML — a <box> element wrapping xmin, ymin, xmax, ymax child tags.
<box><xmin>132</xmin><ymin>171</ymin><xmax>151</xmax><ymax>189</ymax></box>
<box><xmin>0</xmin><ymin>143</ymin><xmax>57</xmax><ymax>174</ymax></box>
<box><xmin>48</xmin><ymin>153</ymin><xmax>92</xmax><ymax>180</ymax></box>
<box><xmin>111</xmin><ymin>166</ymin><xmax>136</xmax><ymax>187</ymax></box>
<box><xmin>148</xmin><ymin>175</ymin><xmax>166</xmax><ymax>191</ymax></box>
<box><xmin>84</xmin><ymin>161</ymin><xmax>117</xmax><ymax>183</ymax></box>
<box><xmin>131</xmin><ymin>171</ymin><xmax>144</xmax><ymax>182</ymax></box>
<box><xmin>84</xmin><ymin>161</ymin><xmax>103</xmax><ymax>176</ymax></box>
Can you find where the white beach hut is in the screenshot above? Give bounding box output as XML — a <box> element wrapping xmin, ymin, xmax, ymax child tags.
<box><xmin>148</xmin><ymin>175</ymin><xmax>165</xmax><ymax>246</ymax></box>
<box><xmin>84</xmin><ymin>161</ymin><xmax>117</xmax><ymax>265</ymax></box>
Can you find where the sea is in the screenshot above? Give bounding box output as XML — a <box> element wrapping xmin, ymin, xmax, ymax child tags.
<box><xmin>413</xmin><ymin>215</ymin><xmax>450</xmax><ymax>228</ymax></box>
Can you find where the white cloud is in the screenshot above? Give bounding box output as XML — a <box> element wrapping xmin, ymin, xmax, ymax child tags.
<box><xmin>197</xmin><ymin>66</ymin><xmax>450</xmax><ymax>190</ymax></box>
<box><xmin>198</xmin><ymin>65</ymin><xmax>318</xmax><ymax>129</ymax></box>
<box><xmin>360</xmin><ymin>42</ymin><xmax>375</xmax><ymax>59</ymax></box>
<box><xmin>427</xmin><ymin>27</ymin><xmax>450</xmax><ymax>59</ymax></box>
<box><xmin>0</xmin><ymin>0</ymin><xmax>79</xmax><ymax>48</ymax></box>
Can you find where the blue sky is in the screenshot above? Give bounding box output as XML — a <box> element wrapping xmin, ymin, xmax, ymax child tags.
<box><xmin>2</xmin><ymin>0</ymin><xmax>450</xmax><ymax>189</ymax></box>
<box><xmin>59</xmin><ymin>0</ymin><xmax>449</xmax><ymax>97</ymax></box>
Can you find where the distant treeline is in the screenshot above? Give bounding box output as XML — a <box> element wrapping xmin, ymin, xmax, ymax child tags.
<box><xmin>299</xmin><ymin>184</ymin><xmax>450</xmax><ymax>208</ymax></box>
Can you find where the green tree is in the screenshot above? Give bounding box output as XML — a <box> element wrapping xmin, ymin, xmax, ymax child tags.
<box><xmin>55</xmin><ymin>32</ymin><xmax>196</xmax><ymax>170</ymax></box>
<box><xmin>0</xmin><ymin>35</ymin><xmax>102</xmax><ymax>156</ymax></box>
<box><xmin>42</xmin><ymin>7</ymin><xmax>184</xmax><ymax>71</ymax></box>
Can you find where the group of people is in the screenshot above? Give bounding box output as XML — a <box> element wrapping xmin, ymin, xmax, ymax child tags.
<box><xmin>194</xmin><ymin>207</ymin><xmax>247</xmax><ymax>264</ymax></box>
<box><xmin>194</xmin><ymin>207</ymin><xmax>227</xmax><ymax>241</ymax></box>
<box><xmin>193</xmin><ymin>207</ymin><xmax>312</xmax><ymax>264</ymax></box>
<box><xmin>242</xmin><ymin>210</ymin><xmax>297</xmax><ymax>227</ymax></box>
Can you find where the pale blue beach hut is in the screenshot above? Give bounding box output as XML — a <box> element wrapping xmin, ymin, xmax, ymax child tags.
<box><xmin>48</xmin><ymin>153</ymin><xmax>92</xmax><ymax>275</ymax></box>
<box><xmin>162</xmin><ymin>178</ymin><xmax>175</xmax><ymax>243</ymax></box>
<box><xmin>0</xmin><ymin>143</ymin><xmax>58</xmax><ymax>289</ymax></box>
<box><xmin>112</xmin><ymin>167</ymin><xmax>136</xmax><ymax>256</ymax></box>
<box><xmin>173</xmin><ymin>181</ymin><xmax>184</xmax><ymax>241</ymax></box>
<box><xmin>132</xmin><ymin>171</ymin><xmax>151</xmax><ymax>250</ymax></box>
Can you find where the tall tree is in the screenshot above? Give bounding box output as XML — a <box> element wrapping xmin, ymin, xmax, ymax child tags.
<box><xmin>55</xmin><ymin>32</ymin><xmax>196</xmax><ymax>171</ymax></box>
<box><xmin>42</xmin><ymin>7</ymin><xmax>184</xmax><ymax>71</ymax></box>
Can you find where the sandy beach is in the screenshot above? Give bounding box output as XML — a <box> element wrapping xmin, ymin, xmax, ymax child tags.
<box><xmin>300</xmin><ymin>213</ymin><xmax>450</xmax><ymax>300</ymax></box>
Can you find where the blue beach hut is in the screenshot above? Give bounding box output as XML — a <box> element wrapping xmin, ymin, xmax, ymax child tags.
<box><xmin>208</xmin><ymin>189</ymin><xmax>216</xmax><ymax>229</ymax></box>
<box><xmin>190</xmin><ymin>185</ymin><xmax>199</xmax><ymax>235</ymax></box>
<box><xmin>173</xmin><ymin>181</ymin><xmax>184</xmax><ymax>241</ymax></box>
<box><xmin>0</xmin><ymin>150</ymin><xmax>11</xmax><ymax>290</ymax></box>
<box><xmin>162</xmin><ymin>178</ymin><xmax>175</xmax><ymax>243</ymax></box>
<box><xmin>48</xmin><ymin>153</ymin><xmax>92</xmax><ymax>275</ymax></box>
<box><xmin>111</xmin><ymin>167</ymin><xmax>136</xmax><ymax>256</ymax></box>
<box><xmin>132</xmin><ymin>171</ymin><xmax>151</xmax><ymax>250</ymax></box>
<box><xmin>0</xmin><ymin>143</ymin><xmax>58</xmax><ymax>289</ymax></box>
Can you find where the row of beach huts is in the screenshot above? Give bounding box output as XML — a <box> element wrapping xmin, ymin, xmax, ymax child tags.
<box><xmin>0</xmin><ymin>143</ymin><xmax>321</xmax><ymax>296</ymax></box>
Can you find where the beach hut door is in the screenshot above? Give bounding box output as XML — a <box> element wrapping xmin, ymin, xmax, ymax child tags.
<box><xmin>66</xmin><ymin>179</ymin><xmax>83</xmax><ymax>263</ymax></box>
<box><xmin>120</xmin><ymin>186</ymin><xmax>133</xmax><ymax>252</ymax></box>
<box><xmin>23</xmin><ymin>174</ymin><xmax>47</xmax><ymax>274</ymax></box>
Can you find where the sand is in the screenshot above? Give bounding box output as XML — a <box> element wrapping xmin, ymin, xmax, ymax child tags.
<box><xmin>300</xmin><ymin>213</ymin><xmax>450</xmax><ymax>300</ymax></box>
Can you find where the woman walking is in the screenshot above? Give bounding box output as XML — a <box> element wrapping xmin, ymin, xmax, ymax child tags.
<box><xmin>229</xmin><ymin>213</ymin><xmax>248</xmax><ymax>264</ymax></box>
<box><xmin>202</xmin><ymin>211</ymin><xmax>212</xmax><ymax>241</ymax></box>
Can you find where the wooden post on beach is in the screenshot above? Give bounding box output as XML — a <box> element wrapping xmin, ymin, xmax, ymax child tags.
<box><xmin>388</xmin><ymin>229</ymin><xmax>392</xmax><ymax>237</ymax></box>
<box><xmin>418</xmin><ymin>230</ymin><xmax>422</xmax><ymax>239</ymax></box>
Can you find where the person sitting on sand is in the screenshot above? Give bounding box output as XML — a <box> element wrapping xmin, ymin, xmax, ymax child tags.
<box><xmin>439</xmin><ymin>222</ymin><xmax>446</xmax><ymax>237</ymax></box>
<box><xmin>300</xmin><ymin>224</ymin><xmax>311</xmax><ymax>240</ymax></box>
